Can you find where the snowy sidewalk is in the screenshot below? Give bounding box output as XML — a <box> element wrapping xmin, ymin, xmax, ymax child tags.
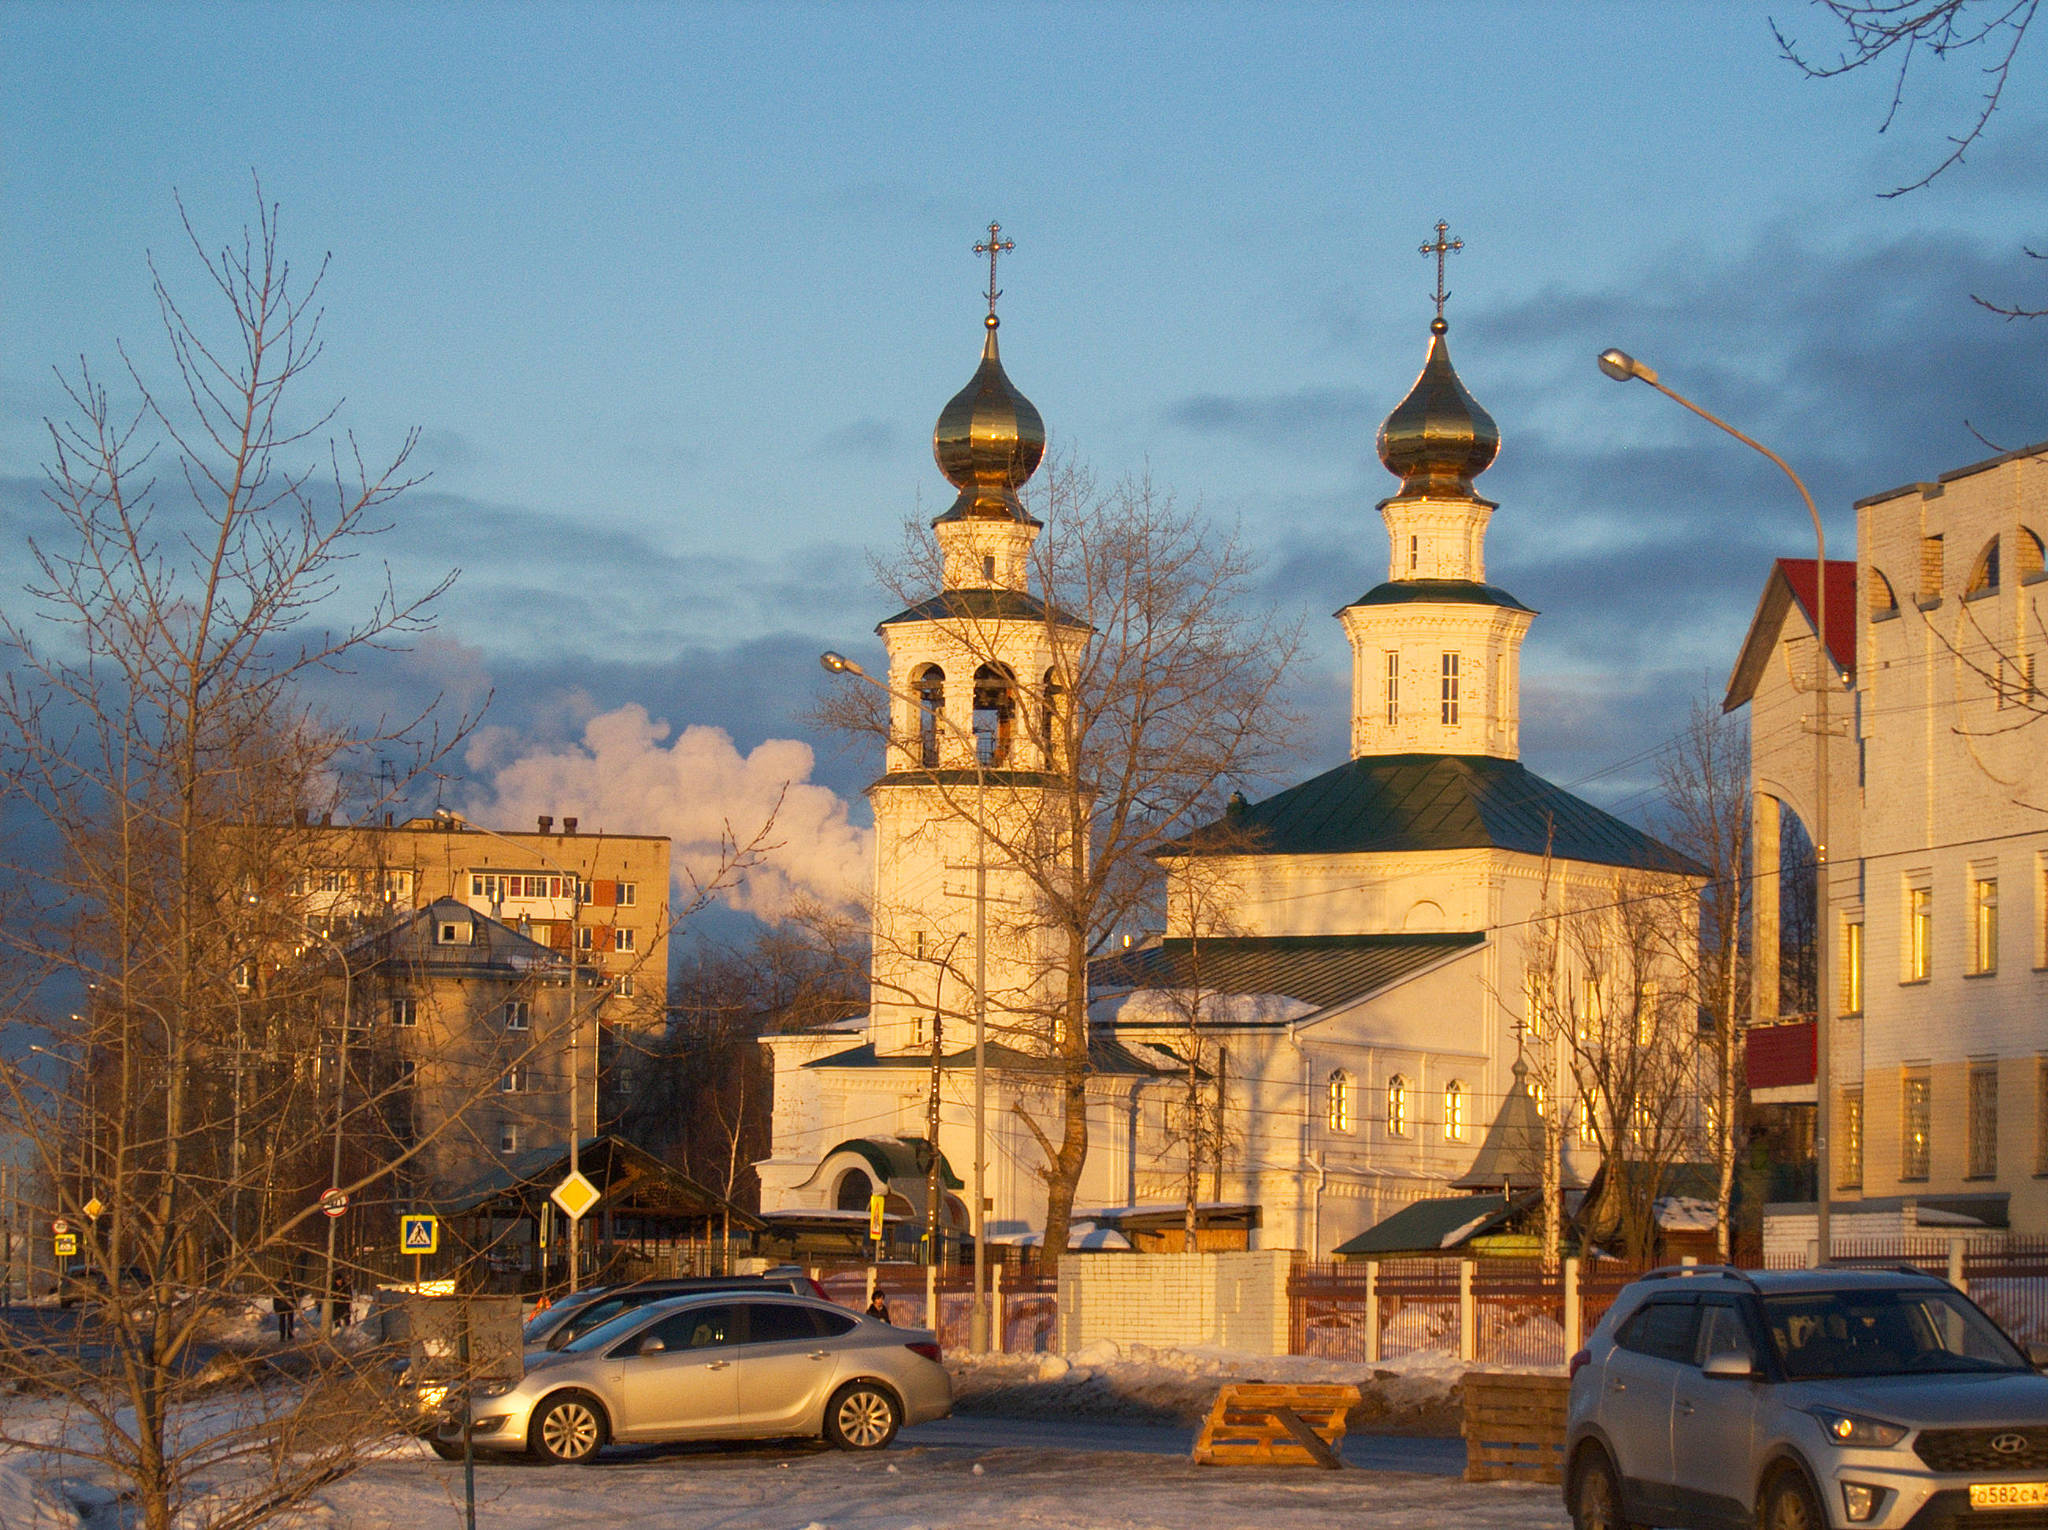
<box><xmin>322</xmin><ymin>1430</ymin><xmax>1568</xmax><ymax>1530</ymax></box>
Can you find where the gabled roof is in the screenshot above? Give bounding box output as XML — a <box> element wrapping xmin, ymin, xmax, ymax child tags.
<box><xmin>1091</xmin><ymin>932</ymin><xmax>1483</xmax><ymax>1012</ymax></box>
<box><xmin>318</xmin><ymin>897</ymin><xmax>597</xmax><ymax>983</ymax></box>
<box><xmin>1165</xmin><ymin>753</ymin><xmax>1700</xmax><ymax>875</ymax></box>
<box><xmin>1331</xmin><ymin>1192</ymin><xmax>1516</xmax><ymax>1257</ymax></box>
<box><xmin>876</xmin><ymin>587</ymin><xmax>1090</xmax><ymax>631</ymax></box>
<box><xmin>1723</xmin><ymin>558</ymin><xmax>1857</xmax><ymax>712</ymax></box>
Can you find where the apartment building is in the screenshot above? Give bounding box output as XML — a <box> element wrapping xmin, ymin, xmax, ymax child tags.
<box><xmin>1729</xmin><ymin>439</ymin><xmax>2047</xmax><ymax>1244</ymax></box>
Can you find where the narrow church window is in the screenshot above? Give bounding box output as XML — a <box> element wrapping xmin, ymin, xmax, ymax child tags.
<box><xmin>916</xmin><ymin>665</ymin><xmax>945</xmax><ymax>768</ymax></box>
<box><xmin>1327</xmin><ymin>1070</ymin><xmax>1352</xmax><ymax>1133</ymax></box>
<box><xmin>1386</xmin><ymin>1074</ymin><xmax>1408</xmax><ymax>1137</ymax></box>
<box><xmin>1040</xmin><ymin>669</ymin><xmax>1063</xmax><ymax>760</ymax></box>
<box><xmin>1444</xmin><ymin>1081</ymin><xmax>1466</xmax><ymax>1142</ymax></box>
<box><xmin>1383</xmin><ymin>651</ymin><xmax>1399</xmax><ymax>725</ymax></box>
<box><xmin>1408</xmin><ymin>534</ymin><xmax>1420</xmax><ymax>574</ymax></box>
<box><xmin>1440</xmin><ymin>653</ymin><xmax>1460</xmax><ymax>725</ymax></box>
<box><xmin>973</xmin><ymin>664</ymin><xmax>1016</xmax><ymax>766</ymax></box>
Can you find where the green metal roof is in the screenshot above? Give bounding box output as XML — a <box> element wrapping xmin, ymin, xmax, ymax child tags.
<box><xmin>1331</xmin><ymin>1193</ymin><xmax>1515</xmax><ymax>1257</ymax></box>
<box><xmin>876</xmin><ymin>587</ymin><xmax>1090</xmax><ymax>631</ymax></box>
<box><xmin>1166</xmin><ymin>753</ymin><xmax>1702</xmax><ymax>874</ymax></box>
<box><xmin>801</xmin><ymin>1034</ymin><xmax>1177</xmax><ymax>1078</ymax></box>
<box><xmin>822</xmin><ymin>1135</ymin><xmax>964</xmax><ymax>1191</ymax></box>
<box><xmin>1091</xmin><ymin>932</ymin><xmax>1482</xmax><ymax>1012</ymax></box>
<box><xmin>1337</xmin><ymin>578</ymin><xmax>1535</xmax><ymax>615</ymax></box>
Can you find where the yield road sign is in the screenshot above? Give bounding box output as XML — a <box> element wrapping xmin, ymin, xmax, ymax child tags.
<box><xmin>550</xmin><ymin>1170</ymin><xmax>599</xmax><ymax>1221</ymax></box>
<box><xmin>399</xmin><ymin>1214</ymin><xmax>439</xmax><ymax>1254</ymax></box>
<box><xmin>54</xmin><ymin>1233</ymin><xmax>77</xmax><ymax>1257</ymax></box>
<box><xmin>319</xmin><ymin>1188</ymin><xmax>349</xmax><ymax>1219</ymax></box>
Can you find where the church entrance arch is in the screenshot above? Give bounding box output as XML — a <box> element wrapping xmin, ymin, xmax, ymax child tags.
<box><xmin>833</xmin><ymin>1168</ymin><xmax>874</xmax><ymax>1211</ymax></box>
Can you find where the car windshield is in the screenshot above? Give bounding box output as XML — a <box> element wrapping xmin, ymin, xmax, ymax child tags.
<box><xmin>521</xmin><ymin>1294</ymin><xmax>599</xmax><ymax>1346</ymax></box>
<box><xmin>1763</xmin><ymin>1288</ymin><xmax>2029</xmax><ymax>1379</ymax></box>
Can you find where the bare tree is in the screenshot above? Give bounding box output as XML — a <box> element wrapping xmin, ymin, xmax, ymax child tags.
<box><xmin>1658</xmin><ymin>698</ymin><xmax>1753</xmax><ymax>1262</ymax></box>
<box><xmin>0</xmin><ymin>184</ymin><xmax>484</xmax><ymax>1530</ymax></box>
<box><xmin>824</xmin><ymin>460</ymin><xmax>1301</xmax><ymax>1270</ymax></box>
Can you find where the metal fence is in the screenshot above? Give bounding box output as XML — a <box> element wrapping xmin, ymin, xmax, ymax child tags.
<box><xmin>1764</xmin><ymin>1235</ymin><xmax>2048</xmax><ymax>1347</ymax></box>
<box><xmin>811</xmin><ymin>1262</ymin><xmax>1059</xmax><ymax>1353</ymax></box>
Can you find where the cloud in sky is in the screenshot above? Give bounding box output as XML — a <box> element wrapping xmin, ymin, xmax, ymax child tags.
<box><xmin>462</xmin><ymin>703</ymin><xmax>870</xmax><ymax>921</ymax></box>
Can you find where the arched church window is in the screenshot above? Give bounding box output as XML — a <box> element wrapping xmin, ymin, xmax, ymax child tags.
<box><xmin>834</xmin><ymin>1168</ymin><xmax>873</xmax><ymax>1211</ymax></box>
<box><xmin>1327</xmin><ymin>1070</ymin><xmax>1352</xmax><ymax>1134</ymax></box>
<box><xmin>1444</xmin><ymin>1080</ymin><xmax>1466</xmax><ymax>1142</ymax></box>
<box><xmin>1967</xmin><ymin>537</ymin><xmax>2001</xmax><ymax>598</ymax></box>
<box><xmin>915</xmin><ymin>666</ymin><xmax>945</xmax><ymax>769</ymax></box>
<box><xmin>2019</xmin><ymin>527</ymin><xmax>2045</xmax><ymax>581</ymax></box>
<box><xmin>973</xmin><ymin>664</ymin><xmax>1016</xmax><ymax>766</ymax></box>
<box><xmin>1867</xmin><ymin>568</ymin><xmax>1898</xmax><ymax>618</ymax></box>
<box><xmin>1387</xmin><ymin>1074</ymin><xmax>1409</xmax><ymax>1137</ymax></box>
<box><xmin>1040</xmin><ymin>668</ymin><xmax>1064</xmax><ymax>763</ymax></box>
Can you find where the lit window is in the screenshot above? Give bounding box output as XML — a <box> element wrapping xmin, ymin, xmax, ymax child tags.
<box><xmin>1440</xmin><ymin>653</ymin><xmax>1460</xmax><ymax>725</ymax></box>
<box><xmin>1576</xmin><ymin>1093</ymin><xmax>1595</xmax><ymax>1145</ymax></box>
<box><xmin>1969</xmin><ymin>1064</ymin><xmax>1998</xmax><ymax>1179</ymax></box>
<box><xmin>1387</xmin><ymin>1074</ymin><xmax>1409</xmax><ymax>1137</ymax></box>
<box><xmin>1901</xmin><ymin>1071</ymin><xmax>1931</xmax><ymax>1180</ymax></box>
<box><xmin>390</xmin><ymin>998</ymin><xmax>417</xmax><ymax>1028</ymax></box>
<box><xmin>1383</xmin><ymin>651</ymin><xmax>1399</xmax><ymax>726</ymax></box>
<box><xmin>1327</xmin><ymin>1070</ymin><xmax>1352</xmax><ymax>1134</ymax></box>
<box><xmin>1907</xmin><ymin>885</ymin><xmax>1933</xmax><ymax>981</ymax></box>
<box><xmin>1971</xmin><ymin>878</ymin><xmax>1998</xmax><ymax>975</ymax></box>
<box><xmin>1444</xmin><ymin>1081</ymin><xmax>1466</xmax><ymax>1142</ymax></box>
<box><xmin>504</xmin><ymin>999</ymin><xmax>530</xmax><ymax>1032</ymax></box>
<box><xmin>1838</xmin><ymin>1088</ymin><xmax>1862</xmax><ymax>1190</ymax></box>
<box><xmin>1841</xmin><ymin>920</ymin><xmax>1864</xmax><ymax>1015</ymax></box>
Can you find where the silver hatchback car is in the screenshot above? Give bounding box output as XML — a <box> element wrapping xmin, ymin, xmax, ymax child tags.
<box><xmin>1566</xmin><ymin>1266</ymin><xmax>2048</xmax><ymax>1530</ymax></box>
<box><xmin>443</xmin><ymin>1291</ymin><xmax>951</xmax><ymax>1463</ymax></box>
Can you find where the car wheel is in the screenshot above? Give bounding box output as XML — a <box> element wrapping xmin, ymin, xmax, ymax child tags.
<box><xmin>1763</xmin><ymin>1469</ymin><xmax>1823</xmax><ymax>1530</ymax></box>
<box><xmin>428</xmin><ymin>1435</ymin><xmax>467</xmax><ymax>1462</ymax></box>
<box><xmin>1571</xmin><ymin>1448</ymin><xmax>1637</xmax><ymax>1530</ymax></box>
<box><xmin>529</xmin><ymin>1392</ymin><xmax>607</xmax><ymax>1464</ymax></box>
<box><xmin>824</xmin><ymin>1381</ymin><xmax>900</xmax><ymax>1451</ymax></box>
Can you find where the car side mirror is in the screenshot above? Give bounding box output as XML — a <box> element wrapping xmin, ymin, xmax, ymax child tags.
<box><xmin>2027</xmin><ymin>1343</ymin><xmax>2048</xmax><ymax>1371</ymax></box>
<box><xmin>1703</xmin><ymin>1351</ymin><xmax>1754</xmax><ymax>1378</ymax></box>
<box><xmin>637</xmin><ymin>1335</ymin><xmax>666</xmax><ymax>1355</ymax></box>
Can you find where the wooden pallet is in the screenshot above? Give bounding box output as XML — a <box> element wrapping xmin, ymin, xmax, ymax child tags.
<box><xmin>1462</xmin><ymin>1371</ymin><xmax>1570</xmax><ymax>1484</ymax></box>
<box><xmin>1191</xmin><ymin>1382</ymin><xmax>1360</xmax><ymax>1468</ymax></box>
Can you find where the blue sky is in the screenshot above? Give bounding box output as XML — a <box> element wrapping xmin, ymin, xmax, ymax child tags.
<box><xmin>5</xmin><ymin>1</ymin><xmax>2044</xmax><ymax>924</ymax></box>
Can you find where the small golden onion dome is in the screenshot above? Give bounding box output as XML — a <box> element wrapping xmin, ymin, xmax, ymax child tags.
<box><xmin>933</xmin><ymin>315</ymin><xmax>1046</xmax><ymax>523</ymax></box>
<box><xmin>1377</xmin><ymin>317</ymin><xmax>1499</xmax><ymax>500</ymax></box>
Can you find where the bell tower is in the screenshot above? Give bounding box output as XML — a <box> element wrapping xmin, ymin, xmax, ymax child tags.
<box><xmin>864</xmin><ymin>225</ymin><xmax>1088</xmax><ymax>1058</ymax></box>
<box><xmin>1339</xmin><ymin>223</ymin><xmax>1536</xmax><ymax>760</ymax></box>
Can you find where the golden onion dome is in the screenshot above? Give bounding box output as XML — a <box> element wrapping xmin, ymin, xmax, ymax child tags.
<box><xmin>1377</xmin><ymin>316</ymin><xmax>1499</xmax><ymax>500</ymax></box>
<box><xmin>932</xmin><ymin>314</ymin><xmax>1046</xmax><ymax>523</ymax></box>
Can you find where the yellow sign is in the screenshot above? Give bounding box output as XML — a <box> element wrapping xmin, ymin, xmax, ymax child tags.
<box><xmin>868</xmin><ymin>1193</ymin><xmax>887</xmax><ymax>1241</ymax></box>
<box><xmin>550</xmin><ymin>1170</ymin><xmax>600</xmax><ymax>1221</ymax></box>
<box><xmin>400</xmin><ymin>1214</ymin><xmax>439</xmax><ymax>1254</ymax></box>
<box><xmin>82</xmin><ymin>1197</ymin><xmax>104</xmax><ymax>1219</ymax></box>
<box><xmin>54</xmin><ymin>1233</ymin><xmax>78</xmax><ymax>1258</ymax></box>
<box><xmin>1972</xmin><ymin>1485</ymin><xmax>2048</xmax><ymax>1510</ymax></box>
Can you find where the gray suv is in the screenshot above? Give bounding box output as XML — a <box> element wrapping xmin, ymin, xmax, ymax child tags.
<box><xmin>1566</xmin><ymin>1266</ymin><xmax>2048</xmax><ymax>1530</ymax></box>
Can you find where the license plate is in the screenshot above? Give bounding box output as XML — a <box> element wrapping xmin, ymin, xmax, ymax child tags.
<box><xmin>1969</xmin><ymin>1483</ymin><xmax>2048</xmax><ymax>1509</ymax></box>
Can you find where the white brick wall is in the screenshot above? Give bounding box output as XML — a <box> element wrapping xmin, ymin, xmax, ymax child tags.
<box><xmin>1057</xmin><ymin>1250</ymin><xmax>1295</xmax><ymax>1355</ymax></box>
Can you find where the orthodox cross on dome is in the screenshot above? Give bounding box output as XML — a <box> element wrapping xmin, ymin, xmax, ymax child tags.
<box><xmin>1421</xmin><ymin>219</ymin><xmax>1463</xmax><ymax>320</ymax></box>
<box><xmin>973</xmin><ymin>221</ymin><xmax>1015</xmax><ymax>319</ymax></box>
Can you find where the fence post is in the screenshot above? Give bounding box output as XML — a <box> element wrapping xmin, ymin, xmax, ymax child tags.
<box><xmin>1365</xmin><ymin>1260</ymin><xmax>1380</xmax><ymax>1365</ymax></box>
<box><xmin>1563</xmin><ymin>1256</ymin><xmax>1581</xmax><ymax>1359</ymax></box>
<box><xmin>1948</xmin><ymin>1238</ymin><xmax>1967</xmax><ymax>1294</ymax></box>
<box><xmin>864</xmin><ymin>1265</ymin><xmax>877</xmax><ymax>1308</ymax></box>
<box><xmin>992</xmin><ymin>1263</ymin><xmax>1004</xmax><ymax>1353</ymax></box>
<box><xmin>1459</xmin><ymin>1259</ymin><xmax>1476</xmax><ymax>1363</ymax></box>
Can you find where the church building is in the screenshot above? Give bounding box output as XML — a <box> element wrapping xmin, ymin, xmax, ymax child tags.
<box><xmin>757</xmin><ymin>235</ymin><xmax>1702</xmax><ymax>1256</ymax></box>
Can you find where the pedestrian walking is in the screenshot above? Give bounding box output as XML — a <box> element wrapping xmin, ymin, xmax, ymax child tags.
<box><xmin>865</xmin><ymin>1291</ymin><xmax>891</xmax><ymax>1324</ymax></box>
<box><xmin>272</xmin><ymin>1291</ymin><xmax>295</xmax><ymax>1342</ymax></box>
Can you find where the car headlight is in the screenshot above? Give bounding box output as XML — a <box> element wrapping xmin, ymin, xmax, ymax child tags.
<box><xmin>474</xmin><ymin>1380</ymin><xmax>516</xmax><ymax>1400</ymax></box>
<box><xmin>1806</xmin><ymin>1408</ymin><xmax>1909</xmax><ymax>1448</ymax></box>
<box><xmin>414</xmin><ymin>1384</ymin><xmax>450</xmax><ymax>1408</ymax></box>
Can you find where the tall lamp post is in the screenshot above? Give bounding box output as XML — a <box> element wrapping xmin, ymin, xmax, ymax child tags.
<box><xmin>1596</xmin><ymin>348</ymin><xmax>1834</xmax><ymax>1264</ymax></box>
<box><xmin>300</xmin><ymin>922</ymin><xmax>356</xmax><ymax>1333</ymax></box>
<box><xmin>821</xmin><ymin>650</ymin><xmax>993</xmax><ymax>1353</ymax></box>
<box><xmin>436</xmin><ymin>810</ymin><xmax>594</xmax><ymax>1293</ymax></box>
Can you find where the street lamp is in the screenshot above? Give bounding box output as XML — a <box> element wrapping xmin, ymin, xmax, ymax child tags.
<box><xmin>820</xmin><ymin>650</ymin><xmax>994</xmax><ymax>1353</ymax></box>
<box><xmin>435</xmin><ymin>809</ymin><xmax>595</xmax><ymax>1294</ymax></box>
<box><xmin>299</xmin><ymin>921</ymin><xmax>356</xmax><ymax>1334</ymax></box>
<box><xmin>1596</xmin><ymin>348</ymin><xmax>1835</xmax><ymax>1264</ymax></box>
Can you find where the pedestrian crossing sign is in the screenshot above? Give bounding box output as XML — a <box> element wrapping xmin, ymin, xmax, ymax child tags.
<box><xmin>400</xmin><ymin>1214</ymin><xmax>438</xmax><ymax>1255</ymax></box>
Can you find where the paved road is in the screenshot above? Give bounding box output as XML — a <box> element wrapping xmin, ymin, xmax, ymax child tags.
<box><xmin>902</xmin><ymin>1414</ymin><xmax>1468</xmax><ymax>1474</ymax></box>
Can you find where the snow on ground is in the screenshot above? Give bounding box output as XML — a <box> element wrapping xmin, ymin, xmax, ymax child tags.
<box><xmin>319</xmin><ymin>1430</ymin><xmax>1566</xmax><ymax>1530</ymax></box>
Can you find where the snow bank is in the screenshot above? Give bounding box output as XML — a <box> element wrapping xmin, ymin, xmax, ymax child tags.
<box><xmin>949</xmin><ymin>1339</ymin><xmax>1510</xmax><ymax>1432</ymax></box>
<box><xmin>0</xmin><ymin>1458</ymin><xmax>78</xmax><ymax>1530</ymax></box>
